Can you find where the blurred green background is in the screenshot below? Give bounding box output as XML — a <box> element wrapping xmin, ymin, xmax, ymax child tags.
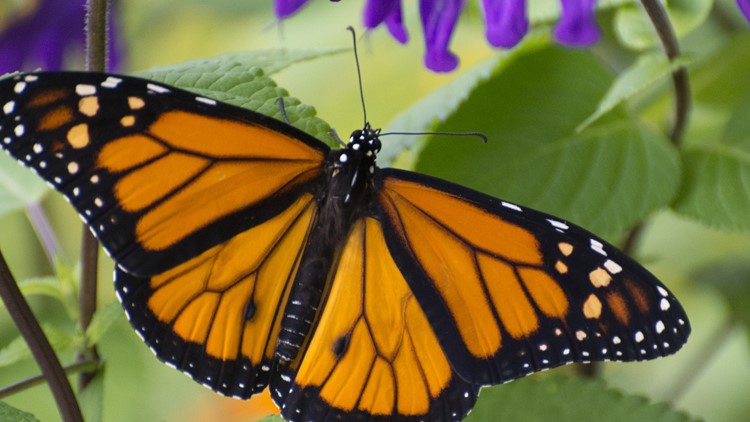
<box><xmin>0</xmin><ymin>0</ymin><xmax>749</xmax><ymax>421</ymax></box>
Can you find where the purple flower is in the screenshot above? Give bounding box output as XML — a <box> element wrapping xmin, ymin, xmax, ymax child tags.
<box><xmin>483</xmin><ymin>0</ymin><xmax>529</xmax><ymax>49</ymax></box>
<box><xmin>739</xmin><ymin>0</ymin><xmax>750</xmax><ymax>22</ymax></box>
<box><xmin>278</xmin><ymin>0</ymin><xmax>603</xmax><ymax>72</ymax></box>
<box><xmin>0</xmin><ymin>0</ymin><xmax>122</xmax><ymax>73</ymax></box>
<box><xmin>420</xmin><ymin>0</ymin><xmax>464</xmax><ymax>72</ymax></box>
<box><xmin>554</xmin><ymin>0</ymin><xmax>600</xmax><ymax>46</ymax></box>
<box><xmin>363</xmin><ymin>0</ymin><xmax>408</xmax><ymax>43</ymax></box>
<box><xmin>274</xmin><ymin>0</ymin><xmax>311</xmax><ymax>19</ymax></box>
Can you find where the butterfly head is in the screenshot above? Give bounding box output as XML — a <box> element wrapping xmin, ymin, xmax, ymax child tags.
<box><xmin>345</xmin><ymin>122</ymin><xmax>381</xmax><ymax>159</ymax></box>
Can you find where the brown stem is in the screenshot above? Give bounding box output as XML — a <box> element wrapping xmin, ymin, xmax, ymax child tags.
<box><xmin>0</xmin><ymin>360</ymin><xmax>99</xmax><ymax>399</ymax></box>
<box><xmin>0</xmin><ymin>251</ymin><xmax>83</xmax><ymax>422</ymax></box>
<box><xmin>639</xmin><ymin>0</ymin><xmax>691</xmax><ymax>146</ymax></box>
<box><xmin>78</xmin><ymin>0</ymin><xmax>108</xmax><ymax>392</ymax></box>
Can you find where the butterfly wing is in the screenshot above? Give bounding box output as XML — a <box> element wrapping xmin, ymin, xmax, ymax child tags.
<box><xmin>271</xmin><ymin>217</ymin><xmax>479</xmax><ymax>422</ymax></box>
<box><xmin>116</xmin><ymin>192</ymin><xmax>318</xmax><ymax>398</ymax></box>
<box><xmin>373</xmin><ymin>168</ymin><xmax>690</xmax><ymax>385</ymax></box>
<box><xmin>0</xmin><ymin>72</ymin><xmax>328</xmax><ymax>276</ymax></box>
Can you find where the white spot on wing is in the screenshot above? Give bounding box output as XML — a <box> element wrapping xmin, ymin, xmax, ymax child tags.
<box><xmin>603</xmin><ymin>259</ymin><xmax>622</xmax><ymax>274</ymax></box>
<box><xmin>660</xmin><ymin>298</ymin><xmax>670</xmax><ymax>311</ymax></box>
<box><xmin>590</xmin><ymin>239</ymin><xmax>607</xmax><ymax>256</ymax></box>
<box><xmin>14</xmin><ymin>81</ymin><xmax>27</xmax><ymax>93</ymax></box>
<box><xmin>3</xmin><ymin>101</ymin><xmax>14</xmax><ymax>115</ymax></box>
<box><xmin>502</xmin><ymin>201</ymin><xmax>522</xmax><ymax>212</ymax></box>
<box><xmin>147</xmin><ymin>83</ymin><xmax>170</xmax><ymax>94</ymax></box>
<box><xmin>547</xmin><ymin>219</ymin><xmax>569</xmax><ymax>230</ymax></box>
<box><xmin>101</xmin><ymin>76</ymin><xmax>122</xmax><ymax>88</ymax></box>
<box><xmin>195</xmin><ymin>96</ymin><xmax>217</xmax><ymax>105</ymax></box>
<box><xmin>75</xmin><ymin>84</ymin><xmax>96</xmax><ymax>96</ymax></box>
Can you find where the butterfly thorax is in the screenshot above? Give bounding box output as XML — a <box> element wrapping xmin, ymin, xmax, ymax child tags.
<box><xmin>274</xmin><ymin>124</ymin><xmax>381</xmax><ymax>363</ymax></box>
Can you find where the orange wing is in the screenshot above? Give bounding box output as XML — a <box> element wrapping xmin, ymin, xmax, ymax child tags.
<box><xmin>374</xmin><ymin>169</ymin><xmax>690</xmax><ymax>385</ymax></box>
<box><xmin>116</xmin><ymin>193</ymin><xmax>317</xmax><ymax>398</ymax></box>
<box><xmin>271</xmin><ymin>217</ymin><xmax>479</xmax><ymax>421</ymax></box>
<box><xmin>0</xmin><ymin>72</ymin><xmax>328</xmax><ymax>276</ymax></box>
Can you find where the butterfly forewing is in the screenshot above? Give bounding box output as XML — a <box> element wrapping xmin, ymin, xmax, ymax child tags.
<box><xmin>0</xmin><ymin>72</ymin><xmax>328</xmax><ymax>276</ymax></box>
<box><xmin>374</xmin><ymin>169</ymin><xmax>690</xmax><ymax>385</ymax></box>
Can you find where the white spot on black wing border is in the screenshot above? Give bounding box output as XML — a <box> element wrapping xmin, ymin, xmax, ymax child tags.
<box><xmin>147</xmin><ymin>83</ymin><xmax>170</xmax><ymax>94</ymax></box>
<box><xmin>195</xmin><ymin>96</ymin><xmax>217</xmax><ymax>106</ymax></box>
<box><xmin>101</xmin><ymin>76</ymin><xmax>123</xmax><ymax>88</ymax></box>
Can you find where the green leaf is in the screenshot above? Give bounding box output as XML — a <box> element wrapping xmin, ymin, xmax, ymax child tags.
<box><xmin>0</xmin><ymin>402</ymin><xmax>39</xmax><ymax>422</ymax></box>
<box><xmin>578</xmin><ymin>53</ymin><xmax>693</xmax><ymax>131</ymax></box>
<box><xmin>692</xmin><ymin>33</ymin><xmax>750</xmax><ymax>107</ymax></box>
<box><xmin>416</xmin><ymin>46</ymin><xmax>680</xmax><ymax>238</ymax></box>
<box><xmin>136</xmin><ymin>51</ymin><xmax>336</xmax><ymax>147</ymax></box>
<box><xmin>0</xmin><ymin>152</ymin><xmax>48</xmax><ymax>218</ymax></box>
<box><xmin>80</xmin><ymin>369</ymin><xmax>105</xmax><ymax>422</ymax></box>
<box><xmin>615</xmin><ymin>0</ymin><xmax>714</xmax><ymax>50</ymax></box>
<box><xmin>0</xmin><ymin>325</ymin><xmax>75</xmax><ymax>367</ymax></box>
<box><xmin>691</xmin><ymin>259</ymin><xmax>750</xmax><ymax>329</ymax></box>
<box><xmin>673</xmin><ymin>146</ymin><xmax>750</xmax><ymax>231</ymax></box>
<box><xmin>720</xmin><ymin>99</ymin><xmax>750</xmax><ymax>154</ymax></box>
<box><xmin>383</xmin><ymin>33</ymin><xmax>548</xmax><ymax>167</ymax></box>
<box><xmin>16</xmin><ymin>276</ymin><xmax>63</xmax><ymax>301</ymax></box>
<box><xmin>257</xmin><ymin>415</ymin><xmax>284</xmax><ymax>422</ymax></box>
<box><xmin>468</xmin><ymin>376</ymin><xmax>697</xmax><ymax>422</ymax></box>
<box><xmin>85</xmin><ymin>302</ymin><xmax>124</xmax><ymax>347</ymax></box>
<box><xmin>141</xmin><ymin>49</ymin><xmax>345</xmax><ymax>77</ymax></box>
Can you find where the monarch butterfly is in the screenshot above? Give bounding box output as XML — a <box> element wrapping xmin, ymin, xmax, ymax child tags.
<box><xmin>0</xmin><ymin>70</ymin><xmax>689</xmax><ymax>422</ymax></box>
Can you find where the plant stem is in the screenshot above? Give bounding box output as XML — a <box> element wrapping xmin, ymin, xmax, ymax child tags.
<box><xmin>615</xmin><ymin>0</ymin><xmax>693</xmax><ymax>309</ymax></box>
<box><xmin>78</xmin><ymin>0</ymin><xmax>108</xmax><ymax>392</ymax></box>
<box><xmin>0</xmin><ymin>251</ymin><xmax>83</xmax><ymax>422</ymax></box>
<box><xmin>640</xmin><ymin>0</ymin><xmax>691</xmax><ymax>146</ymax></box>
<box><xmin>0</xmin><ymin>360</ymin><xmax>99</xmax><ymax>399</ymax></box>
<box><xmin>85</xmin><ymin>0</ymin><xmax>108</xmax><ymax>73</ymax></box>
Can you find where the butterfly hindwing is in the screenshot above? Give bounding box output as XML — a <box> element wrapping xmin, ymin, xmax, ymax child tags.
<box><xmin>115</xmin><ymin>192</ymin><xmax>318</xmax><ymax>398</ymax></box>
<box><xmin>374</xmin><ymin>169</ymin><xmax>690</xmax><ymax>385</ymax></box>
<box><xmin>0</xmin><ymin>72</ymin><xmax>329</xmax><ymax>276</ymax></box>
<box><xmin>271</xmin><ymin>217</ymin><xmax>479</xmax><ymax>422</ymax></box>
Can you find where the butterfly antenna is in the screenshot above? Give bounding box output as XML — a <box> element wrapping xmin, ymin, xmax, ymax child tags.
<box><xmin>380</xmin><ymin>130</ymin><xmax>489</xmax><ymax>144</ymax></box>
<box><xmin>346</xmin><ymin>26</ymin><xmax>368</xmax><ymax>127</ymax></box>
<box><xmin>330</xmin><ymin>128</ymin><xmax>347</xmax><ymax>147</ymax></box>
<box><xmin>277</xmin><ymin>98</ymin><xmax>292</xmax><ymax>124</ymax></box>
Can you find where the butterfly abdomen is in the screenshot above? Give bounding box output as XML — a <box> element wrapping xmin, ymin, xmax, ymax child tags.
<box><xmin>275</xmin><ymin>143</ymin><xmax>377</xmax><ymax>363</ymax></box>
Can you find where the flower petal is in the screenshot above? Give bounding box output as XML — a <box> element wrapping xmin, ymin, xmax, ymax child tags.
<box><xmin>739</xmin><ymin>0</ymin><xmax>750</xmax><ymax>22</ymax></box>
<box><xmin>0</xmin><ymin>0</ymin><xmax>122</xmax><ymax>73</ymax></box>
<box><xmin>364</xmin><ymin>0</ymin><xmax>408</xmax><ymax>43</ymax></box>
<box><xmin>274</xmin><ymin>0</ymin><xmax>310</xmax><ymax>19</ymax></box>
<box><xmin>554</xmin><ymin>0</ymin><xmax>600</xmax><ymax>46</ymax></box>
<box><xmin>420</xmin><ymin>0</ymin><xmax>465</xmax><ymax>72</ymax></box>
<box><xmin>483</xmin><ymin>0</ymin><xmax>528</xmax><ymax>48</ymax></box>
